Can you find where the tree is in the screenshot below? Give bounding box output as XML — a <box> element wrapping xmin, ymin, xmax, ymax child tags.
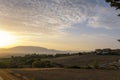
<box><xmin>0</xmin><ymin>62</ymin><xmax>8</xmax><ymax>68</ymax></box>
<box><xmin>118</xmin><ymin>39</ymin><xmax>120</xmax><ymax>42</ymax></box>
<box><xmin>105</xmin><ymin>0</ymin><xmax>120</xmax><ymax>16</ymax></box>
<box><xmin>105</xmin><ymin>0</ymin><xmax>120</xmax><ymax>42</ymax></box>
<box><xmin>32</xmin><ymin>61</ymin><xmax>42</xmax><ymax>68</ymax></box>
<box><xmin>32</xmin><ymin>60</ymin><xmax>52</xmax><ymax>68</ymax></box>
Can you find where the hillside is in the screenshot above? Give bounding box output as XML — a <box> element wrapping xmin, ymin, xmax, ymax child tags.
<box><xmin>47</xmin><ymin>54</ymin><xmax>120</xmax><ymax>67</ymax></box>
<box><xmin>0</xmin><ymin>46</ymin><xmax>66</xmax><ymax>57</ymax></box>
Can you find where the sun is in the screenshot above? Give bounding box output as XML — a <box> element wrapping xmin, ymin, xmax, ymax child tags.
<box><xmin>0</xmin><ymin>31</ymin><xmax>16</xmax><ymax>48</ymax></box>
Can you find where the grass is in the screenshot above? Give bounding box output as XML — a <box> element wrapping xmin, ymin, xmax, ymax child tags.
<box><xmin>10</xmin><ymin>68</ymin><xmax>120</xmax><ymax>80</ymax></box>
<box><xmin>46</xmin><ymin>54</ymin><xmax>120</xmax><ymax>67</ymax></box>
<box><xmin>0</xmin><ymin>54</ymin><xmax>120</xmax><ymax>80</ymax></box>
<box><xmin>0</xmin><ymin>69</ymin><xmax>22</xmax><ymax>80</ymax></box>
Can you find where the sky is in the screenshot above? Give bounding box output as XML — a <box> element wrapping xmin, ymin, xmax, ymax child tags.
<box><xmin>0</xmin><ymin>0</ymin><xmax>120</xmax><ymax>51</ymax></box>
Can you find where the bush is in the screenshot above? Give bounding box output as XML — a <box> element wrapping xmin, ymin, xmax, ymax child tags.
<box><xmin>32</xmin><ymin>60</ymin><xmax>52</xmax><ymax>68</ymax></box>
<box><xmin>85</xmin><ymin>66</ymin><xmax>93</xmax><ymax>69</ymax></box>
<box><xmin>67</xmin><ymin>66</ymin><xmax>81</xmax><ymax>69</ymax></box>
<box><xmin>0</xmin><ymin>62</ymin><xmax>8</xmax><ymax>68</ymax></box>
<box><xmin>52</xmin><ymin>63</ymin><xmax>64</xmax><ymax>67</ymax></box>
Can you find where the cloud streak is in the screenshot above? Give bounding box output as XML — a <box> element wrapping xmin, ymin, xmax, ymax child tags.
<box><xmin>1</xmin><ymin>0</ymin><xmax>119</xmax><ymax>35</ymax></box>
<box><xmin>0</xmin><ymin>0</ymin><xmax>120</xmax><ymax>50</ymax></box>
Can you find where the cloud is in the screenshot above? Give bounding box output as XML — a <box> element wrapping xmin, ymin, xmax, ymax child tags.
<box><xmin>0</xmin><ymin>0</ymin><xmax>119</xmax><ymax>36</ymax></box>
<box><xmin>88</xmin><ymin>6</ymin><xmax>120</xmax><ymax>29</ymax></box>
<box><xmin>0</xmin><ymin>0</ymin><xmax>94</xmax><ymax>31</ymax></box>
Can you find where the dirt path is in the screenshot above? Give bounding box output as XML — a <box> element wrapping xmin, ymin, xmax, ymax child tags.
<box><xmin>0</xmin><ymin>76</ymin><xmax>3</xmax><ymax>80</ymax></box>
<box><xmin>0</xmin><ymin>68</ymin><xmax>61</xmax><ymax>80</ymax></box>
<box><xmin>0</xmin><ymin>70</ymin><xmax>22</xmax><ymax>80</ymax></box>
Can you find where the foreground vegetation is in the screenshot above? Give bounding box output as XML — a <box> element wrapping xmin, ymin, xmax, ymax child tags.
<box><xmin>0</xmin><ymin>53</ymin><xmax>77</xmax><ymax>68</ymax></box>
<box><xmin>0</xmin><ymin>52</ymin><xmax>120</xmax><ymax>80</ymax></box>
<box><xmin>0</xmin><ymin>53</ymin><xmax>120</xmax><ymax>70</ymax></box>
<box><xmin>1</xmin><ymin>68</ymin><xmax>120</xmax><ymax>80</ymax></box>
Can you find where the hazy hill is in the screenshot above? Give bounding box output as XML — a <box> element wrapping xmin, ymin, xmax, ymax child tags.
<box><xmin>0</xmin><ymin>46</ymin><xmax>66</xmax><ymax>57</ymax></box>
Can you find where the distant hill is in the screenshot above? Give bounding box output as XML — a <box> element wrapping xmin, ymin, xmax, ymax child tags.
<box><xmin>0</xmin><ymin>46</ymin><xmax>67</xmax><ymax>57</ymax></box>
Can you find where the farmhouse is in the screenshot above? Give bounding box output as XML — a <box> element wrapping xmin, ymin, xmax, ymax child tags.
<box><xmin>95</xmin><ymin>48</ymin><xmax>111</xmax><ymax>55</ymax></box>
<box><xmin>95</xmin><ymin>49</ymin><xmax>120</xmax><ymax>55</ymax></box>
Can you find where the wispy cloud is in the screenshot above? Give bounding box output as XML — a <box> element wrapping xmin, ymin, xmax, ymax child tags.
<box><xmin>88</xmin><ymin>6</ymin><xmax>120</xmax><ymax>29</ymax></box>
<box><xmin>0</xmin><ymin>0</ymin><xmax>120</xmax><ymax>50</ymax></box>
<box><xmin>1</xmin><ymin>0</ymin><xmax>119</xmax><ymax>35</ymax></box>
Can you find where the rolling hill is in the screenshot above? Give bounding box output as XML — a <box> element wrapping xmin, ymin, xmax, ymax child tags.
<box><xmin>0</xmin><ymin>46</ymin><xmax>66</xmax><ymax>57</ymax></box>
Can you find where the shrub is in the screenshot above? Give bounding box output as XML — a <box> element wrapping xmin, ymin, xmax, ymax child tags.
<box><xmin>0</xmin><ymin>62</ymin><xmax>8</xmax><ymax>68</ymax></box>
<box><xmin>32</xmin><ymin>60</ymin><xmax>52</xmax><ymax>68</ymax></box>
<box><xmin>67</xmin><ymin>66</ymin><xmax>81</xmax><ymax>69</ymax></box>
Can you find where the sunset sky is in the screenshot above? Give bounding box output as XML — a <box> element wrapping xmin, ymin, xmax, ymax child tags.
<box><xmin>0</xmin><ymin>0</ymin><xmax>120</xmax><ymax>51</ymax></box>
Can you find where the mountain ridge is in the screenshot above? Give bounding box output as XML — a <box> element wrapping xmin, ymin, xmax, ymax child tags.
<box><xmin>0</xmin><ymin>46</ymin><xmax>67</xmax><ymax>57</ymax></box>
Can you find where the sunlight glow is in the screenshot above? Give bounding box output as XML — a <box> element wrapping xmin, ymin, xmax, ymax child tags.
<box><xmin>0</xmin><ymin>31</ymin><xmax>16</xmax><ymax>47</ymax></box>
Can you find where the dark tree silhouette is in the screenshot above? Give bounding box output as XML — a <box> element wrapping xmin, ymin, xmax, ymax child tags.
<box><xmin>118</xmin><ymin>39</ymin><xmax>120</xmax><ymax>42</ymax></box>
<box><xmin>105</xmin><ymin>0</ymin><xmax>120</xmax><ymax>42</ymax></box>
<box><xmin>105</xmin><ymin>0</ymin><xmax>120</xmax><ymax>16</ymax></box>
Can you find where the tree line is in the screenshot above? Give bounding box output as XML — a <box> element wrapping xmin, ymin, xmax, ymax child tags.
<box><xmin>0</xmin><ymin>53</ymin><xmax>80</xmax><ymax>68</ymax></box>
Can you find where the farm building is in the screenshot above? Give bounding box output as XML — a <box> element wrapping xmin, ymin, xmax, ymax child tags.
<box><xmin>95</xmin><ymin>49</ymin><xmax>120</xmax><ymax>55</ymax></box>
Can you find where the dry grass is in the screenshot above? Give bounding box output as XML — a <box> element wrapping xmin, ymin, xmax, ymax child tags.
<box><xmin>46</xmin><ymin>55</ymin><xmax>120</xmax><ymax>67</ymax></box>
<box><xmin>11</xmin><ymin>68</ymin><xmax>120</xmax><ymax>80</ymax></box>
<box><xmin>0</xmin><ymin>70</ymin><xmax>22</xmax><ymax>80</ymax></box>
<box><xmin>0</xmin><ymin>55</ymin><xmax>120</xmax><ymax>80</ymax></box>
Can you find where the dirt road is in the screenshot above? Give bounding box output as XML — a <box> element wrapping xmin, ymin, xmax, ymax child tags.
<box><xmin>0</xmin><ymin>70</ymin><xmax>22</xmax><ymax>80</ymax></box>
<box><xmin>0</xmin><ymin>76</ymin><xmax>3</xmax><ymax>80</ymax></box>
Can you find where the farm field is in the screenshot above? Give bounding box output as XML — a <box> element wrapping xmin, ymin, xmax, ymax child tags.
<box><xmin>46</xmin><ymin>55</ymin><xmax>120</xmax><ymax>67</ymax></box>
<box><xmin>0</xmin><ymin>68</ymin><xmax>120</xmax><ymax>80</ymax></box>
<box><xmin>0</xmin><ymin>55</ymin><xmax>120</xmax><ymax>80</ymax></box>
<box><xmin>0</xmin><ymin>69</ymin><xmax>21</xmax><ymax>80</ymax></box>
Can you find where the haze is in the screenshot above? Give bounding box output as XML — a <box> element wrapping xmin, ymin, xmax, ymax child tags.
<box><xmin>0</xmin><ymin>0</ymin><xmax>120</xmax><ymax>51</ymax></box>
